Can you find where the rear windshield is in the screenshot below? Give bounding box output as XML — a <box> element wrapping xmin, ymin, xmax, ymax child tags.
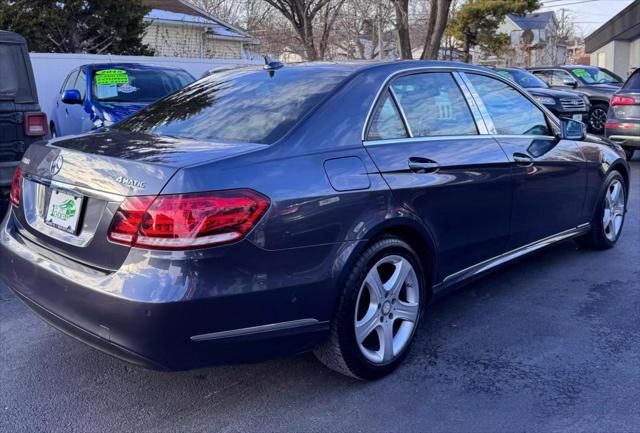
<box><xmin>0</xmin><ymin>43</ymin><xmax>34</xmax><ymax>102</ymax></box>
<box><xmin>622</xmin><ymin>69</ymin><xmax>640</xmax><ymax>91</ymax></box>
<box><xmin>116</xmin><ymin>67</ymin><xmax>351</xmax><ymax>144</ymax></box>
<box><xmin>570</xmin><ymin>67</ymin><xmax>622</xmax><ymax>85</ymax></box>
<box><xmin>92</xmin><ymin>68</ymin><xmax>194</xmax><ymax>103</ymax></box>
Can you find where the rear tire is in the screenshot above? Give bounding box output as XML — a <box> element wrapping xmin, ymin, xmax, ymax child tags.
<box><xmin>587</xmin><ymin>103</ymin><xmax>608</xmax><ymax>134</ymax></box>
<box><xmin>314</xmin><ymin>236</ymin><xmax>426</xmax><ymax>380</ymax></box>
<box><xmin>624</xmin><ymin>147</ymin><xmax>635</xmax><ymax>160</ymax></box>
<box><xmin>575</xmin><ymin>170</ymin><xmax>626</xmax><ymax>250</ymax></box>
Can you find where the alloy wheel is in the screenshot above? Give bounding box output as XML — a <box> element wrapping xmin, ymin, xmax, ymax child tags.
<box><xmin>354</xmin><ymin>255</ymin><xmax>420</xmax><ymax>365</ymax></box>
<box><xmin>603</xmin><ymin>179</ymin><xmax>625</xmax><ymax>242</ymax></box>
<box><xmin>589</xmin><ymin>108</ymin><xmax>607</xmax><ymax>132</ymax></box>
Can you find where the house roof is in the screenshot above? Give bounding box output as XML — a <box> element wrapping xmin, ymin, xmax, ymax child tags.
<box><xmin>585</xmin><ymin>0</ymin><xmax>640</xmax><ymax>53</ymax></box>
<box><xmin>508</xmin><ymin>12</ymin><xmax>556</xmax><ymax>30</ymax></box>
<box><xmin>142</xmin><ymin>0</ymin><xmax>256</xmax><ymax>42</ymax></box>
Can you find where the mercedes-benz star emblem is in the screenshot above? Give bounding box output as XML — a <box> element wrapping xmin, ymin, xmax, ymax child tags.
<box><xmin>50</xmin><ymin>155</ymin><xmax>64</xmax><ymax>176</ymax></box>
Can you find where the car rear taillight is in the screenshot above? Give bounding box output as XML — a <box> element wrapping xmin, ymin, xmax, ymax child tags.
<box><xmin>9</xmin><ymin>167</ymin><xmax>22</xmax><ymax>207</ymax></box>
<box><xmin>108</xmin><ymin>190</ymin><xmax>270</xmax><ymax>250</ymax></box>
<box><xmin>610</xmin><ymin>96</ymin><xmax>636</xmax><ymax>106</ymax></box>
<box><xmin>605</xmin><ymin>123</ymin><xmax>635</xmax><ymax>129</ymax></box>
<box><xmin>24</xmin><ymin>112</ymin><xmax>48</xmax><ymax>136</ymax></box>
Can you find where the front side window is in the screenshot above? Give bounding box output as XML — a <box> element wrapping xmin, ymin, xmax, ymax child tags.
<box><xmin>75</xmin><ymin>70</ymin><xmax>87</xmax><ymax>99</ymax></box>
<box><xmin>367</xmin><ymin>91</ymin><xmax>408</xmax><ymax>140</ymax></box>
<box><xmin>466</xmin><ymin>74</ymin><xmax>551</xmax><ymax>136</ymax></box>
<box><xmin>62</xmin><ymin>71</ymin><xmax>79</xmax><ymax>93</ymax></box>
<box><xmin>390</xmin><ymin>73</ymin><xmax>477</xmax><ymax>137</ymax></box>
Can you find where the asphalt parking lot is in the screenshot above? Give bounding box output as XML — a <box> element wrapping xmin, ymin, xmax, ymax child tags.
<box><xmin>1</xmin><ymin>158</ymin><xmax>638</xmax><ymax>433</ymax></box>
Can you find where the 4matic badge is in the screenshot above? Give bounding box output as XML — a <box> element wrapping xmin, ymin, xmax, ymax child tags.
<box><xmin>115</xmin><ymin>176</ymin><xmax>146</xmax><ymax>189</ymax></box>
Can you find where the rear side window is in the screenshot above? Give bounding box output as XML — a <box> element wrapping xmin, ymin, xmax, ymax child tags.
<box><xmin>0</xmin><ymin>43</ymin><xmax>34</xmax><ymax>103</ymax></box>
<box><xmin>390</xmin><ymin>73</ymin><xmax>477</xmax><ymax>137</ymax></box>
<box><xmin>623</xmin><ymin>70</ymin><xmax>640</xmax><ymax>90</ymax></box>
<box><xmin>367</xmin><ymin>91</ymin><xmax>408</xmax><ymax>140</ymax></box>
<box><xmin>466</xmin><ymin>74</ymin><xmax>550</xmax><ymax>136</ymax></box>
<box><xmin>117</xmin><ymin>68</ymin><xmax>351</xmax><ymax>144</ymax></box>
<box><xmin>531</xmin><ymin>70</ymin><xmax>552</xmax><ymax>85</ymax></box>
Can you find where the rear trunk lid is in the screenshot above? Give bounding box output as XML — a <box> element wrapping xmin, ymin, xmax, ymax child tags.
<box><xmin>14</xmin><ymin>130</ymin><xmax>266</xmax><ymax>270</ymax></box>
<box><xmin>612</xmin><ymin>92</ymin><xmax>640</xmax><ymax>121</ymax></box>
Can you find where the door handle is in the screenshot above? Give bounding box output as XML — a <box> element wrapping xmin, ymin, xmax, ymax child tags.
<box><xmin>408</xmin><ymin>157</ymin><xmax>440</xmax><ymax>173</ymax></box>
<box><xmin>513</xmin><ymin>152</ymin><xmax>534</xmax><ymax>166</ymax></box>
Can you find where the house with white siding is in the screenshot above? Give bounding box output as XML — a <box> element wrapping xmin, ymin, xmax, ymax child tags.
<box><xmin>141</xmin><ymin>0</ymin><xmax>258</xmax><ymax>59</ymax></box>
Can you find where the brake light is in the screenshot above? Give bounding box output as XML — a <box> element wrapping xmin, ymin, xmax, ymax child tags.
<box><xmin>9</xmin><ymin>166</ymin><xmax>22</xmax><ymax>207</ymax></box>
<box><xmin>108</xmin><ymin>190</ymin><xmax>270</xmax><ymax>249</ymax></box>
<box><xmin>605</xmin><ymin>123</ymin><xmax>634</xmax><ymax>129</ymax></box>
<box><xmin>610</xmin><ymin>96</ymin><xmax>636</xmax><ymax>106</ymax></box>
<box><xmin>24</xmin><ymin>112</ymin><xmax>48</xmax><ymax>136</ymax></box>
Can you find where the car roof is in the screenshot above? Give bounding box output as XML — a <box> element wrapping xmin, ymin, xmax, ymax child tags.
<box><xmin>82</xmin><ymin>63</ymin><xmax>190</xmax><ymax>72</ymax></box>
<box><xmin>528</xmin><ymin>65</ymin><xmax>597</xmax><ymax>70</ymax></box>
<box><xmin>0</xmin><ymin>30</ymin><xmax>27</xmax><ymax>44</ymax></box>
<box><xmin>248</xmin><ymin>60</ymin><xmax>493</xmax><ymax>77</ymax></box>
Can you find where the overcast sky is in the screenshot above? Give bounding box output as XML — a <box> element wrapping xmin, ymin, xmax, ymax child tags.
<box><xmin>540</xmin><ymin>0</ymin><xmax>635</xmax><ymax>36</ymax></box>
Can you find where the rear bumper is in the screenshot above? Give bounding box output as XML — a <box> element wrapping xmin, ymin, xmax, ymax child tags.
<box><xmin>0</xmin><ymin>211</ymin><xmax>345</xmax><ymax>370</ymax></box>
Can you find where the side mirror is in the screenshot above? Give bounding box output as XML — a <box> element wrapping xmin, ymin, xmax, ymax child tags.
<box><xmin>62</xmin><ymin>89</ymin><xmax>82</xmax><ymax>105</ymax></box>
<box><xmin>562</xmin><ymin>78</ymin><xmax>578</xmax><ymax>88</ymax></box>
<box><xmin>560</xmin><ymin>118</ymin><xmax>586</xmax><ymax>141</ymax></box>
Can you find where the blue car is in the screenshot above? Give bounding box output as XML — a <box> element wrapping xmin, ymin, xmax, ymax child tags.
<box><xmin>49</xmin><ymin>63</ymin><xmax>194</xmax><ymax>137</ymax></box>
<box><xmin>1</xmin><ymin>61</ymin><xmax>630</xmax><ymax>380</ymax></box>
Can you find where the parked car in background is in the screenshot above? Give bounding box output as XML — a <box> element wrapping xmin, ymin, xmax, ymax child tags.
<box><xmin>605</xmin><ymin>68</ymin><xmax>640</xmax><ymax>159</ymax></box>
<box><xmin>50</xmin><ymin>63</ymin><xmax>194</xmax><ymax>137</ymax></box>
<box><xmin>0</xmin><ymin>31</ymin><xmax>48</xmax><ymax>189</ymax></box>
<box><xmin>495</xmin><ymin>68</ymin><xmax>590</xmax><ymax>122</ymax></box>
<box><xmin>528</xmin><ymin>65</ymin><xmax>624</xmax><ymax>134</ymax></box>
<box><xmin>1</xmin><ymin>61</ymin><xmax>630</xmax><ymax>380</ymax></box>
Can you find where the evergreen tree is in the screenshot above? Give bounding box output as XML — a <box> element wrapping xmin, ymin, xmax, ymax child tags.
<box><xmin>447</xmin><ymin>0</ymin><xmax>540</xmax><ymax>63</ymax></box>
<box><xmin>0</xmin><ymin>0</ymin><xmax>153</xmax><ymax>55</ymax></box>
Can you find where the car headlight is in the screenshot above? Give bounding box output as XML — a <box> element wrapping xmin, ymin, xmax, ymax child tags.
<box><xmin>533</xmin><ymin>96</ymin><xmax>556</xmax><ymax>106</ymax></box>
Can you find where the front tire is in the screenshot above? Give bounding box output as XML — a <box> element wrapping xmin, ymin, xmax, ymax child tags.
<box><xmin>314</xmin><ymin>236</ymin><xmax>426</xmax><ymax>380</ymax></box>
<box><xmin>575</xmin><ymin>170</ymin><xmax>626</xmax><ymax>249</ymax></box>
<box><xmin>588</xmin><ymin>103</ymin><xmax>608</xmax><ymax>134</ymax></box>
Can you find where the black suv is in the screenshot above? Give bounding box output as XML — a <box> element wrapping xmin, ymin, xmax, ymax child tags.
<box><xmin>605</xmin><ymin>68</ymin><xmax>640</xmax><ymax>160</ymax></box>
<box><xmin>495</xmin><ymin>68</ymin><xmax>590</xmax><ymax>122</ymax></box>
<box><xmin>0</xmin><ymin>31</ymin><xmax>48</xmax><ymax>191</ymax></box>
<box><xmin>528</xmin><ymin>65</ymin><xmax>623</xmax><ymax>134</ymax></box>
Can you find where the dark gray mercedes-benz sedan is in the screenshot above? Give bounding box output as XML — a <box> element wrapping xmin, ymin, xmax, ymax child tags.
<box><xmin>0</xmin><ymin>61</ymin><xmax>630</xmax><ymax>380</ymax></box>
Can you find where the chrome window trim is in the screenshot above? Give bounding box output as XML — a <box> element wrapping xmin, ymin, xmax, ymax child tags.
<box><xmin>491</xmin><ymin>134</ymin><xmax>558</xmax><ymax>141</ymax></box>
<box><xmin>456</xmin><ymin>72</ymin><xmax>497</xmax><ymax>134</ymax></box>
<box><xmin>388</xmin><ymin>86</ymin><xmax>413</xmax><ymax>138</ymax></box>
<box><xmin>361</xmin><ymin>66</ymin><xmax>509</xmax><ymax>142</ymax></box>
<box><xmin>190</xmin><ymin>318</ymin><xmax>324</xmax><ymax>342</ymax></box>
<box><xmin>363</xmin><ymin>134</ymin><xmax>494</xmax><ymax>147</ymax></box>
<box><xmin>452</xmin><ymin>71</ymin><xmax>490</xmax><ymax>135</ymax></box>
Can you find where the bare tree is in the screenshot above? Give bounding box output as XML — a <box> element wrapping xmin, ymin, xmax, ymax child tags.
<box><xmin>262</xmin><ymin>0</ymin><xmax>346</xmax><ymax>60</ymax></box>
<box><xmin>420</xmin><ymin>0</ymin><xmax>452</xmax><ymax>59</ymax></box>
<box><xmin>392</xmin><ymin>0</ymin><xmax>412</xmax><ymax>59</ymax></box>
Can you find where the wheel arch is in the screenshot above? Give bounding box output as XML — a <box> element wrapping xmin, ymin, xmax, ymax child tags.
<box><xmin>355</xmin><ymin>218</ymin><xmax>437</xmax><ymax>300</ymax></box>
